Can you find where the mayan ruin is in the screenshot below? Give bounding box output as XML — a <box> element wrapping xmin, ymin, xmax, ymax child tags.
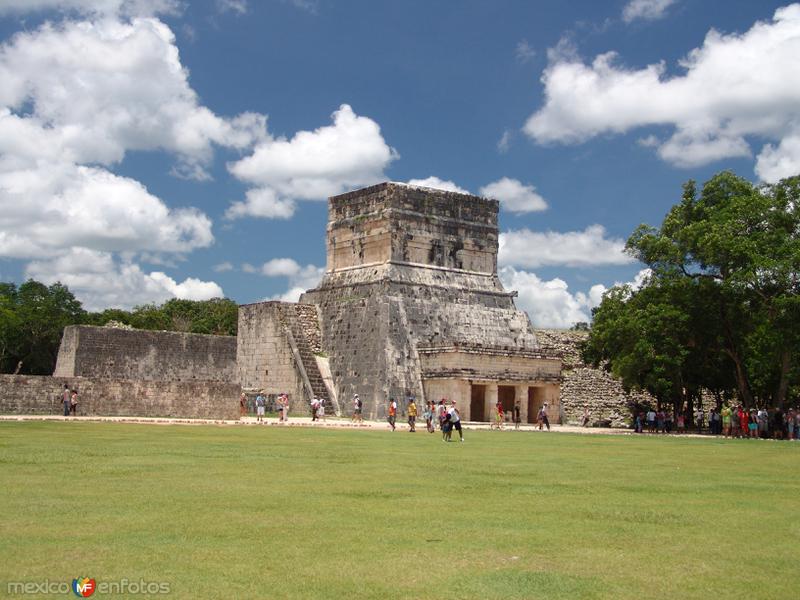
<box><xmin>0</xmin><ymin>182</ymin><xmax>679</xmax><ymax>425</ymax></box>
<box><xmin>237</xmin><ymin>182</ymin><xmax>562</xmax><ymax>420</ymax></box>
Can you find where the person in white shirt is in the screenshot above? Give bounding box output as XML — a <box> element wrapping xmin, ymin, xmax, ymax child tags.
<box><xmin>446</xmin><ymin>401</ymin><xmax>463</xmax><ymax>442</ymax></box>
<box><xmin>694</xmin><ymin>406</ymin><xmax>705</xmax><ymax>433</ymax></box>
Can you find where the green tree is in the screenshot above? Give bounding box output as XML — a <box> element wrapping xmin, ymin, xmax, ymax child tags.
<box><xmin>584</xmin><ymin>277</ymin><xmax>734</xmax><ymax>416</ymax></box>
<box><xmin>622</xmin><ymin>171</ymin><xmax>800</xmax><ymax>408</ymax></box>
<box><xmin>1</xmin><ymin>280</ymin><xmax>86</xmax><ymax>374</ymax></box>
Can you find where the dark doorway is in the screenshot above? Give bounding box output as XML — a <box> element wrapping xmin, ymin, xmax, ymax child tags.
<box><xmin>470</xmin><ymin>385</ymin><xmax>486</xmax><ymax>421</ymax></box>
<box><xmin>498</xmin><ymin>386</ymin><xmax>515</xmax><ymax>416</ymax></box>
<box><xmin>527</xmin><ymin>387</ymin><xmax>544</xmax><ymax>423</ymax></box>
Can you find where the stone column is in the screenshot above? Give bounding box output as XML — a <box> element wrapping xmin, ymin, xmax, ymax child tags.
<box><xmin>516</xmin><ymin>384</ymin><xmax>528</xmax><ymax>423</ymax></box>
<box><xmin>485</xmin><ymin>384</ymin><xmax>498</xmax><ymax>423</ymax></box>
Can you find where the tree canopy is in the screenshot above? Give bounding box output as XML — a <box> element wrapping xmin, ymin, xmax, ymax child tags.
<box><xmin>586</xmin><ymin>171</ymin><xmax>800</xmax><ymax>410</ymax></box>
<box><xmin>0</xmin><ymin>281</ymin><xmax>238</xmax><ymax>375</ymax></box>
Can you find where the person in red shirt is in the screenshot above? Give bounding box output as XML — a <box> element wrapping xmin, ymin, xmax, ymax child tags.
<box><xmin>492</xmin><ymin>400</ymin><xmax>504</xmax><ymax>430</ymax></box>
<box><xmin>738</xmin><ymin>405</ymin><xmax>749</xmax><ymax>437</ymax></box>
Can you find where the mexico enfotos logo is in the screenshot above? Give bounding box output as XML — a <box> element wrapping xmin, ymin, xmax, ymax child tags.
<box><xmin>6</xmin><ymin>577</ymin><xmax>170</xmax><ymax>596</ymax></box>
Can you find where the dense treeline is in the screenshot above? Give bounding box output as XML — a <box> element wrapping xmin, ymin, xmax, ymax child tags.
<box><xmin>0</xmin><ymin>280</ymin><xmax>237</xmax><ymax>375</ymax></box>
<box><xmin>584</xmin><ymin>171</ymin><xmax>800</xmax><ymax>414</ymax></box>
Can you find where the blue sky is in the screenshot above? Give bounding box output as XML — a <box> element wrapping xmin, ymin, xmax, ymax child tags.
<box><xmin>0</xmin><ymin>0</ymin><xmax>797</xmax><ymax>327</ymax></box>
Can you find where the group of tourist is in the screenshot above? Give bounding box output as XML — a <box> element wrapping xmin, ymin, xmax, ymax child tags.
<box><xmin>490</xmin><ymin>401</ymin><xmax>550</xmax><ymax>431</ymax></box>
<box><xmin>429</xmin><ymin>399</ymin><xmax>464</xmax><ymax>442</ymax></box>
<box><xmin>377</xmin><ymin>396</ymin><xmax>464</xmax><ymax>441</ymax></box>
<box><xmin>634</xmin><ymin>404</ymin><xmax>800</xmax><ymax>440</ymax></box>
<box><xmin>310</xmin><ymin>397</ymin><xmax>326</xmax><ymax>422</ymax></box>
<box><xmin>60</xmin><ymin>384</ymin><xmax>78</xmax><ymax>416</ymax></box>
<box><xmin>243</xmin><ymin>391</ymin><xmax>291</xmax><ymax>424</ymax></box>
<box><xmin>239</xmin><ymin>390</ymin><xmax>799</xmax><ymax>441</ymax></box>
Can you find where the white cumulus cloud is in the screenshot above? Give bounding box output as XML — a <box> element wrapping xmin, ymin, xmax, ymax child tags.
<box><xmin>0</xmin><ymin>0</ymin><xmax>181</xmax><ymax>17</ymax></box>
<box><xmin>212</xmin><ymin>261</ymin><xmax>234</xmax><ymax>272</ymax></box>
<box><xmin>499</xmin><ymin>225</ymin><xmax>633</xmax><ymax>268</ymax></box>
<box><xmin>227</xmin><ymin>104</ymin><xmax>398</xmax><ymax>219</ymax></box>
<box><xmin>479</xmin><ymin>177</ymin><xmax>547</xmax><ymax>213</ymax></box>
<box><xmin>25</xmin><ymin>248</ymin><xmax>223</xmax><ymax>311</ymax></box>
<box><xmin>0</xmin><ymin>163</ymin><xmax>212</xmax><ymax>259</ymax></box>
<box><xmin>500</xmin><ymin>267</ymin><xmax>651</xmax><ymax>329</ymax></box>
<box><xmin>260</xmin><ymin>258</ymin><xmax>301</xmax><ymax>277</ymax></box>
<box><xmin>500</xmin><ymin>267</ymin><xmax>595</xmax><ymax>329</ymax></box>
<box><xmin>622</xmin><ymin>0</ymin><xmax>678</xmax><ymax>23</ymax></box>
<box><xmin>406</xmin><ymin>176</ymin><xmax>470</xmax><ymax>194</ymax></box>
<box><xmin>264</xmin><ymin>262</ymin><xmax>325</xmax><ymax>302</ymax></box>
<box><xmin>0</xmin><ymin>10</ymin><xmax>267</xmax><ymax>309</ymax></box>
<box><xmin>525</xmin><ymin>5</ymin><xmax>800</xmax><ymax>181</ymax></box>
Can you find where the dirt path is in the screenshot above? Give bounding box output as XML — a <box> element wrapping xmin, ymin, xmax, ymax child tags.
<box><xmin>0</xmin><ymin>413</ymin><xmax>708</xmax><ymax>437</ymax></box>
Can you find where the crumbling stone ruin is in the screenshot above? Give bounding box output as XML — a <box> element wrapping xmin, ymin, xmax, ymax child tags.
<box><xmin>1</xmin><ymin>325</ymin><xmax>240</xmax><ymax>419</ymax></box>
<box><xmin>55</xmin><ymin>325</ymin><xmax>237</xmax><ymax>383</ymax></box>
<box><xmin>536</xmin><ymin>329</ymin><xmax>654</xmax><ymax>427</ymax></box>
<box><xmin>240</xmin><ymin>182</ymin><xmax>562</xmax><ymax>421</ymax></box>
<box><xmin>0</xmin><ymin>182</ymin><xmax>678</xmax><ymax>427</ymax></box>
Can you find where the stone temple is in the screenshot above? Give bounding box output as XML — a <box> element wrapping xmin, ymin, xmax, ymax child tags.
<box><xmin>1</xmin><ymin>182</ymin><xmax>575</xmax><ymax>424</ymax></box>
<box><xmin>238</xmin><ymin>182</ymin><xmax>561</xmax><ymax>422</ymax></box>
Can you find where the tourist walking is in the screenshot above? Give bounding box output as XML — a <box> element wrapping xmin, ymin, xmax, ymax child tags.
<box><xmin>437</xmin><ymin>399</ymin><xmax>447</xmax><ymax>430</ymax></box>
<box><xmin>582</xmin><ymin>407</ymin><xmax>591</xmax><ymax>427</ymax></box>
<box><xmin>316</xmin><ymin>397</ymin><xmax>325</xmax><ymax>422</ymax></box>
<box><xmin>255</xmin><ymin>392</ymin><xmax>266</xmax><ymax>423</ymax></box>
<box><xmin>708</xmin><ymin>408</ymin><xmax>717</xmax><ymax>434</ymax></box>
<box><xmin>69</xmin><ymin>389</ymin><xmax>78</xmax><ymax>416</ymax></box>
<box><xmin>538</xmin><ymin>404</ymin><xmax>550</xmax><ymax>431</ymax></box>
<box><xmin>721</xmin><ymin>404</ymin><xmax>732</xmax><ymax>438</ymax></box>
<box><xmin>646</xmin><ymin>408</ymin><xmax>656</xmax><ymax>433</ymax></box>
<box><xmin>664</xmin><ymin>409</ymin><xmax>673</xmax><ymax>433</ymax></box>
<box><xmin>694</xmin><ymin>406</ymin><xmax>704</xmax><ymax>433</ymax></box>
<box><xmin>513</xmin><ymin>403</ymin><xmax>521</xmax><ymax>430</ymax></box>
<box><xmin>281</xmin><ymin>393</ymin><xmax>292</xmax><ymax>423</ymax></box>
<box><xmin>492</xmin><ymin>400</ymin><xmax>504</xmax><ymax>430</ymax></box>
<box><xmin>423</xmin><ymin>401</ymin><xmax>434</xmax><ymax>433</ymax></box>
<box><xmin>311</xmin><ymin>397</ymin><xmax>319</xmax><ymax>421</ymax></box>
<box><xmin>738</xmin><ymin>405</ymin><xmax>748</xmax><ymax>439</ymax></box>
<box><xmin>240</xmin><ymin>392</ymin><xmax>247</xmax><ymax>417</ymax></box>
<box><xmin>447</xmin><ymin>401</ymin><xmax>464</xmax><ymax>442</ymax></box>
<box><xmin>61</xmin><ymin>384</ymin><xmax>71</xmax><ymax>417</ymax></box>
<box><xmin>407</xmin><ymin>397</ymin><xmax>417</xmax><ymax>432</ymax></box>
<box><xmin>656</xmin><ymin>409</ymin><xmax>665</xmax><ymax>434</ymax></box>
<box><xmin>388</xmin><ymin>397</ymin><xmax>397</xmax><ymax>431</ymax></box>
<box><xmin>757</xmin><ymin>407</ymin><xmax>769</xmax><ymax>438</ymax></box>
<box><xmin>352</xmin><ymin>394</ymin><xmax>363</xmax><ymax>423</ymax></box>
<box><xmin>277</xmin><ymin>393</ymin><xmax>284</xmax><ymax>422</ymax></box>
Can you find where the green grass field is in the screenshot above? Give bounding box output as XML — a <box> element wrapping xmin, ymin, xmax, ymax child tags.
<box><xmin>1</xmin><ymin>422</ymin><xmax>798</xmax><ymax>599</ymax></box>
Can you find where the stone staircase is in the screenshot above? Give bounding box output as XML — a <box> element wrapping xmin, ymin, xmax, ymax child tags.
<box><xmin>277</xmin><ymin>303</ymin><xmax>329</xmax><ymax>403</ymax></box>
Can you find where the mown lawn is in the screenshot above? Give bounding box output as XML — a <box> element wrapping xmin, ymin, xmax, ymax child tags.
<box><xmin>0</xmin><ymin>422</ymin><xmax>797</xmax><ymax>599</ymax></box>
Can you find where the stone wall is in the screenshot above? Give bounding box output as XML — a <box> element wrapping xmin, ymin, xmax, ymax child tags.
<box><xmin>54</xmin><ymin>325</ymin><xmax>237</xmax><ymax>383</ymax></box>
<box><xmin>301</xmin><ymin>183</ymin><xmax>554</xmax><ymax>418</ymax></box>
<box><xmin>418</xmin><ymin>346</ymin><xmax>561</xmax><ymax>382</ymax></box>
<box><xmin>535</xmin><ymin>329</ymin><xmax>656</xmax><ymax>427</ymax></box>
<box><xmin>0</xmin><ymin>375</ymin><xmax>239</xmax><ymax>419</ymax></box>
<box><xmin>327</xmin><ymin>182</ymin><xmax>498</xmax><ymax>273</ymax></box>
<box><xmin>237</xmin><ymin>302</ymin><xmax>307</xmax><ymax>413</ymax></box>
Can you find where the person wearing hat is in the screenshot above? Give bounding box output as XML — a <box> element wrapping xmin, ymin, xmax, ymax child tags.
<box><xmin>352</xmin><ymin>393</ymin><xmax>363</xmax><ymax>424</ymax></box>
<box><xmin>255</xmin><ymin>391</ymin><xmax>266</xmax><ymax>423</ymax></box>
